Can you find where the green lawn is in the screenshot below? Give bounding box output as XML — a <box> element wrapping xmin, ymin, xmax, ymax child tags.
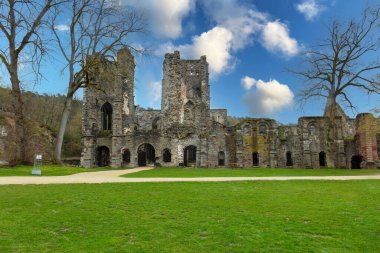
<box><xmin>0</xmin><ymin>165</ymin><xmax>123</xmax><ymax>176</ymax></box>
<box><xmin>123</xmin><ymin>167</ymin><xmax>380</xmax><ymax>178</ymax></box>
<box><xmin>0</xmin><ymin>181</ymin><xmax>379</xmax><ymax>252</ymax></box>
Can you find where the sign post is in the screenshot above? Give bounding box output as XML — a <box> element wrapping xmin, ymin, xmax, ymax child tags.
<box><xmin>32</xmin><ymin>154</ymin><xmax>42</xmax><ymax>175</ymax></box>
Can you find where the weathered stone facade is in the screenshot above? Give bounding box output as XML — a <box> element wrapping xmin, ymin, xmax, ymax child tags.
<box><xmin>81</xmin><ymin>49</ymin><xmax>380</xmax><ymax>169</ymax></box>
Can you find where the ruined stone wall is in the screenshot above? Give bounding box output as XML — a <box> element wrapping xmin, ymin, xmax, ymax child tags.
<box><xmin>135</xmin><ymin>108</ymin><xmax>161</xmax><ymax>131</ymax></box>
<box><xmin>235</xmin><ymin>119</ymin><xmax>276</xmax><ymax>167</ymax></box>
<box><xmin>161</xmin><ymin>51</ymin><xmax>209</xmax><ymax>131</ymax></box>
<box><xmin>355</xmin><ymin>113</ymin><xmax>378</xmax><ymax>167</ymax></box>
<box><xmin>81</xmin><ymin>48</ymin><xmax>135</xmax><ymax>168</ymax></box>
<box><xmin>210</xmin><ymin>109</ymin><xmax>227</xmax><ymax>125</ymax></box>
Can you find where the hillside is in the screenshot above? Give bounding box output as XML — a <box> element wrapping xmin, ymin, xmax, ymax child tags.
<box><xmin>0</xmin><ymin>86</ymin><xmax>82</xmax><ymax>159</ymax></box>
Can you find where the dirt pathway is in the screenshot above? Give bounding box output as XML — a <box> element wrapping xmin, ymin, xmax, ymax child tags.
<box><xmin>0</xmin><ymin>167</ymin><xmax>380</xmax><ymax>185</ymax></box>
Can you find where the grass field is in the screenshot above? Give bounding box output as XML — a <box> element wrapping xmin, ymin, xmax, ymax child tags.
<box><xmin>0</xmin><ymin>181</ymin><xmax>379</xmax><ymax>252</ymax></box>
<box><xmin>123</xmin><ymin>167</ymin><xmax>380</xmax><ymax>178</ymax></box>
<box><xmin>0</xmin><ymin>165</ymin><xmax>124</xmax><ymax>176</ymax></box>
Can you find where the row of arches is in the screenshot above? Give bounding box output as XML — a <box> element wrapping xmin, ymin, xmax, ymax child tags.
<box><xmin>251</xmin><ymin>151</ymin><xmax>327</xmax><ymax>167</ymax></box>
<box><xmin>95</xmin><ymin>144</ymin><xmax>199</xmax><ymax>167</ymax></box>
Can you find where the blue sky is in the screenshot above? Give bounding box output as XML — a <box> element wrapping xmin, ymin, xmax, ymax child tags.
<box><xmin>1</xmin><ymin>0</ymin><xmax>380</xmax><ymax>124</ymax></box>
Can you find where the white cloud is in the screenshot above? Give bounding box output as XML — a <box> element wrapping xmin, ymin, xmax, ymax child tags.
<box><xmin>120</xmin><ymin>0</ymin><xmax>195</xmax><ymax>38</ymax></box>
<box><xmin>154</xmin><ymin>0</ymin><xmax>300</xmax><ymax>78</ymax></box>
<box><xmin>156</xmin><ymin>26</ymin><xmax>234</xmax><ymax>77</ymax></box>
<box><xmin>146</xmin><ymin>80</ymin><xmax>162</xmax><ymax>107</ymax></box>
<box><xmin>241</xmin><ymin>76</ymin><xmax>255</xmax><ymax>90</ymax></box>
<box><xmin>296</xmin><ymin>0</ymin><xmax>323</xmax><ymax>21</ymax></box>
<box><xmin>54</xmin><ymin>24</ymin><xmax>70</xmax><ymax>32</ymax></box>
<box><xmin>261</xmin><ymin>21</ymin><xmax>300</xmax><ymax>57</ymax></box>
<box><xmin>243</xmin><ymin>77</ymin><xmax>294</xmax><ymax>115</ymax></box>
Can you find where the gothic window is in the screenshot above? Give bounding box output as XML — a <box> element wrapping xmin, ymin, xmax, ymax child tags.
<box><xmin>101</xmin><ymin>102</ymin><xmax>112</xmax><ymax>130</ymax></box>
<box><xmin>163</xmin><ymin>149</ymin><xmax>171</xmax><ymax>163</ymax></box>
<box><xmin>259</xmin><ymin>124</ymin><xmax>267</xmax><ymax>135</ymax></box>
<box><xmin>308</xmin><ymin>124</ymin><xmax>316</xmax><ymax>135</ymax></box>
<box><xmin>242</xmin><ymin>124</ymin><xmax>251</xmax><ymax>135</ymax></box>
<box><xmin>123</xmin><ymin>149</ymin><xmax>131</xmax><ymax>163</ymax></box>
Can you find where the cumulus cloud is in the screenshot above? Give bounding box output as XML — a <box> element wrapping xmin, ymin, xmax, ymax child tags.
<box><xmin>120</xmin><ymin>0</ymin><xmax>194</xmax><ymax>38</ymax></box>
<box><xmin>146</xmin><ymin>80</ymin><xmax>162</xmax><ymax>107</ymax></box>
<box><xmin>261</xmin><ymin>21</ymin><xmax>300</xmax><ymax>57</ymax></box>
<box><xmin>242</xmin><ymin>77</ymin><xmax>294</xmax><ymax>115</ymax></box>
<box><xmin>155</xmin><ymin>0</ymin><xmax>300</xmax><ymax>77</ymax></box>
<box><xmin>54</xmin><ymin>24</ymin><xmax>70</xmax><ymax>32</ymax></box>
<box><xmin>296</xmin><ymin>0</ymin><xmax>324</xmax><ymax>21</ymax></box>
<box><xmin>155</xmin><ymin>26</ymin><xmax>234</xmax><ymax>77</ymax></box>
<box><xmin>241</xmin><ymin>76</ymin><xmax>255</xmax><ymax>90</ymax></box>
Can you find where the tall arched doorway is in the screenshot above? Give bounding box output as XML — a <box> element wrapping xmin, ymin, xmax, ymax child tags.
<box><xmin>137</xmin><ymin>143</ymin><xmax>155</xmax><ymax>166</ymax></box>
<box><xmin>96</xmin><ymin>146</ymin><xmax>110</xmax><ymax>167</ymax></box>
<box><xmin>184</xmin><ymin>145</ymin><xmax>197</xmax><ymax>167</ymax></box>
<box><xmin>252</xmin><ymin>152</ymin><xmax>259</xmax><ymax>166</ymax></box>
<box><xmin>286</xmin><ymin>151</ymin><xmax>293</xmax><ymax>166</ymax></box>
<box><xmin>319</xmin><ymin>151</ymin><xmax>326</xmax><ymax>167</ymax></box>
<box><xmin>351</xmin><ymin>155</ymin><xmax>363</xmax><ymax>169</ymax></box>
<box><xmin>218</xmin><ymin>151</ymin><xmax>225</xmax><ymax>166</ymax></box>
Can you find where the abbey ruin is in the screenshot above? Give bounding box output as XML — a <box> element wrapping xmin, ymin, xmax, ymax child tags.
<box><xmin>80</xmin><ymin>49</ymin><xmax>380</xmax><ymax>169</ymax></box>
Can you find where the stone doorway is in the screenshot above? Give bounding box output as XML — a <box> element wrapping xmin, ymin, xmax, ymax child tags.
<box><xmin>351</xmin><ymin>155</ymin><xmax>363</xmax><ymax>169</ymax></box>
<box><xmin>184</xmin><ymin>145</ymin><xmax>197</xmax><ymax>167</ymax></box>
<box><xmin>252</xmin><ymin>152</ymin><xmax>259</xmax><ymax>166</ymax></box>
<box><xmin>218</xmin><ymin>151</ymin><xmax>225</xmax><ymax>166</ymax></box>
<box><xmin>96</xmin><ymin>146</ymin><xmax>110</xmax><ymax>167</ymax></box>
<box><xmin>319</xmin><ymin>151</ymin><xmax>326</xmax><ymax>167</ymax></box>
<box><xmin>286</xmin><ymin>151</ymin><xmax>293</xmax><ymax>166</ymax></box>
<box><xmin>137</xmin><ymin>143</ymin><xmax>155</xmax><ymax>166</ymax></box>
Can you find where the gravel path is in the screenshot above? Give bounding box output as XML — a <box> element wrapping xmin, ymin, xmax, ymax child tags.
<box><xmin>0</xmin><ymin>167</ymin><xmax>380</xmax><ymax>185</ymax></box>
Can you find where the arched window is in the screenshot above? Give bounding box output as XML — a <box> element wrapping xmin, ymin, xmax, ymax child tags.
<box><xmin>101</xmin><ymin>102</ymin><xmax>113</xmax><ymax>130</ymax></box>
<box><xmin>286</xmin><ymin>151</ymin><xmax>293</xmax><ymax>166</ymax></box>
<box><xmin>319</xmin><ymin>151</ymin><xmax>326</xmax><ymax>167</ymax></box>
<box><xmin>252</xmin><ymin>152</ymin><xmax>259</xmax><ymax>166</ymax></box>
<box><xmin>242</xmin><ymin>123</ymin><xmax>251</xmax><ymax>135</ymax></box>
<box><xmin>259</xmin><ymin>124</ymin><xmax>267</xmax><ymax>135</ymax></box>
<box><xmin>152</xmin><ymin>117</ymin><xmax>160</xmax><ymax>130</ymax></box>
<box><xmin>309</xmin><ymin>125</ymin><xmax>316</xmax><ymax>135</ymax></box>
<box><xmin>218</xmin><ymin>151</ymin><xmax>225</xmax><ymax>166</ymax></box>
<box><xmin>163</xmin><ymin>149</ymin><xmax>171</xmax><ymax>163</ymax></box>
<box><xmin>122</xmin><ymin>149</ymin><xmax>131</xmax><ymax>164</ymax></box>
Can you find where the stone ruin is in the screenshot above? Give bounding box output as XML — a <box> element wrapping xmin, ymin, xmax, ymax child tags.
<box><xmin>80</xmin><ymin>48</ymin><xmax>380</xmax><ymax>169</ymax></box>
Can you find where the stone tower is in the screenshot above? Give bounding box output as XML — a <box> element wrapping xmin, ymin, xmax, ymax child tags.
<box><xmin>81</xmin><ymin>48</ymin><xmax>135</xmax><ymax>168</ymax></box>
<box><xmin>161</xmin><ymin>51</ymin><xmax>210</xmax><ymax>131</ymax></box>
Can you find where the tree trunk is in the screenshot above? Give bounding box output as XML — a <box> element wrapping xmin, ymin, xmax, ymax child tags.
<box><xmin>9</xmin><ymin>71</ymin><xmax>26</xmax><ymax>164</ymax></box>
<box><xmin>54</xmin><ymin>96</ymin><xmax>73</xmax><ymax>162</ymax></box>
<box><xmin>325</xmin><ymin>95</ymin><xmax>338</xmax><ymax>168</ymax></box>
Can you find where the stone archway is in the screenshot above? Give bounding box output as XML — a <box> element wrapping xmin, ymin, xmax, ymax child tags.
<box><xmin>137</xmin><ymin>143</ymin><xmax>155</xmax><ymax>166</ymax></box>
<box><xmin>184</xmin><ymin>145</ymin><xmax>197</xmax><ymax>167</ymax></box>
<box><xmin>96</xmin><ymin>146</ymin><xmax>110</xmax><ymax>167</ymax></box>
<box><xmin>351</xmin><ymin>155</ymin><xmax>363</xmax><ymax>169</ymax></box>
<box><xmin>218</xmin><ymin>151</ymin><xmax>225</xmax><ymax>166</ymax></box>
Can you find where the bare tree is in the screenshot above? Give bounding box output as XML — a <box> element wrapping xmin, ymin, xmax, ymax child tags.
<box><xmin>0</xmin><ymin>0</ymin><xmax>64</xmax><ymax>164</ymax></box>
<box><xmin>293</xmin><ymin>7</ymin><xmax>380</xmax><ymax>166</ymax></box>
<box><xmin>50</xmin><ymin>0</ymin><xmax>145</xmax><ymax>162</ymax></box>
